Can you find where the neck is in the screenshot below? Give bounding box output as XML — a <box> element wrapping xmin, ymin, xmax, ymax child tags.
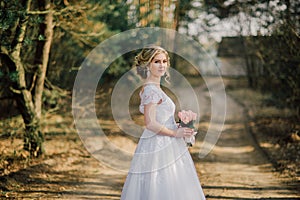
<box><xmin>146</xmin><ymin>76</ymin><xmax>161</xmax><ymax>85</ymax></box>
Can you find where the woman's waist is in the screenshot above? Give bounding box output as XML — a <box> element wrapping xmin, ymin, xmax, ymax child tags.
<box><xmin>156</xmin><ymin>117</ymin><xmax>177</xmax><ymax>129</ymax></box>
<box><xmin>141</xmin><ymin>125</ymin><xmax>177</xmax><ymax>139</ymax></box>
<box><xmin>159</xmin><ymin>119</ymin><xmax>177</xmax><ymax>130</ymax></box>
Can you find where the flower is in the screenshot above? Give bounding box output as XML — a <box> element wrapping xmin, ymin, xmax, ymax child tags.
<box><xmin>178</xmin><ymin>110</ymin><xmax>198</xmax><ymax>147</ymax></box>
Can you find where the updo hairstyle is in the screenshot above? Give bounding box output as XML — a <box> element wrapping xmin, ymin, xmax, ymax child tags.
<box><xmin>134</xmin><ymin>45</ymin><xmax>170</xmax><ymax>80</ymax></box>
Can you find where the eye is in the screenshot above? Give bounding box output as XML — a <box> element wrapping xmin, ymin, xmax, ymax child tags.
<box><xmin>154</xmin><ymin>60</ymin><xmax>160</xmax><ymax>63</ymax></box>
<box><xmin>163</xmin><ymin>60</ymin><xmax>167</xmax><ymax>63</ymax></box>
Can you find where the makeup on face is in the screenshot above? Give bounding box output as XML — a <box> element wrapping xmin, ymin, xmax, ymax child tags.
<box><xmin>150</xmin><ymin>53</ymin><xmax>167</xmax><ymax>77</ymax></box>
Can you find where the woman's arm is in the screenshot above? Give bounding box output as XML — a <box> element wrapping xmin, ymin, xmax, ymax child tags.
<box><xmin>144</xmin><ymin>103</ymin><xmax>194</xmax><ymax>137</ymax></box>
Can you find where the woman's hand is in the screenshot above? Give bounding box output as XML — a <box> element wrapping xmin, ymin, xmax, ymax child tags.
<box><xmin>174</xmin><ymin>127</ymin><xmax>194</xmax><ymax>138</ymax></box>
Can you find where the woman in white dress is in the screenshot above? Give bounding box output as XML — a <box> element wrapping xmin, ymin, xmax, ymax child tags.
<box><xmin>121</xmin><ymin>45</ymin><xmax>206</xmax><ymax>200</ymax></box>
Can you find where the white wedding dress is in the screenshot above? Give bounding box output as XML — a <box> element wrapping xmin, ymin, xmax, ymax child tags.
<box><xmin>121</xmin><ymin>84</ymin><xmax>206</xmax><ymax>200</ymax></box>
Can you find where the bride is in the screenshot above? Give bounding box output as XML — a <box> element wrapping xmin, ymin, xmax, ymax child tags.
<box><xmin>120</xmin><ymin>45</ymin><xmax>206</xmax><ymax>200</ymax></box>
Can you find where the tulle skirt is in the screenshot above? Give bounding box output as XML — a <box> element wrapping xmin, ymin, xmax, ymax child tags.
<box><xmin>121</xmin><ymin>129</ymin><xmax>206</xmax><ymax>200</ymax></box>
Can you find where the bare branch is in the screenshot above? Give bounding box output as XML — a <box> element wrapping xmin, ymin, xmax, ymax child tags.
<box><xmin>27</xmin><ymin>5</ymin><xmax>89</xmax><ymax>16</ymax></box>
<box><xmin>57</xmin><ymin>25</ymin><xmax>97</xmax><ymax>47</ymax></box>
<box><xmin>9</xmin><ymin>86</ymin><xmax>22</xmax><ymax>94</ymax></box>
<box><xmin>29</xmin><ymin>73</ymin><xmax>37</xmax><ymax>92</ymax></box>
<box><xmin>27</xmin><ymin>10</ymin><xmax>50</xmax><ymax>15</ymax></box>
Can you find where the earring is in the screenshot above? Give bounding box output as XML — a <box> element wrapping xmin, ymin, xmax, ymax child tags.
<box><xmin>146</xmin><ymin>68</ymin><xmax>150</xmax><ymax>78</ymax></box>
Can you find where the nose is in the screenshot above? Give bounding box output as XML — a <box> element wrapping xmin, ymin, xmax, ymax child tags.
<box><xmin>159</xmin><ymin>62</ymin><xmax>166</xmax><ymax>67</ymax></box>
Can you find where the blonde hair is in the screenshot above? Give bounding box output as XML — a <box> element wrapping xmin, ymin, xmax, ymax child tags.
<box><xmin>134</xmin><ymin>45</ymin><xmax>170</xmax><ymax>82</ymax></box>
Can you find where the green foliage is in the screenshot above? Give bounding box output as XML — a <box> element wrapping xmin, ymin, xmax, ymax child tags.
<box><xmin>107</xmin><ymin>58</ymin><xmax>129</xmax><ymax>78</ymax></box>
<box><xmin>256</xmin><ymin>28</ymin><xmax>300</xmax><ymax>112</ymax></box>
<box><xmin>8</xmin><ymin>71</ymin><xmax>18</xmax><ymax>83</ymax></box>
<box><xmin>29</xmin><ymin>15</ymin><xmax>44</xmax><ymax>24</ymax></box>
<box><xmin>95</xmin><ymin>1</ymin><xmax>133</xmax><ymax>32</ymax></box>
<box><xmin>45</xmin><ymin>0</ymin><xmax>135</xmax><ymax>87</ymax></box>
<box><xmin>177</xmin><ymin>0</ymin><xmax>200</xmax><ymax>28</ymax></box>
<box><xmin>23</xmin><ymin>37</ymin><xmax>33</xmax><ymax>46</ymax></box>
<box><xmin>37</xmin><ymin>34</ymin><xmax>45</xmax><ymax>41</ymax></box>
<box><xmin>0</xmin><ymin>11</ymin><xmax>13</xmax><ymax>30</ymax></box>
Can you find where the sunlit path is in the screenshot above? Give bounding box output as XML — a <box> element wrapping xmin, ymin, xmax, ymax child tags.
<box><xmin>60</xmin><ymin>77</ymin><xmax>299</xmax><ymax>200</ymax></box>
<box><xmin>191</xmin><ymin>77</ymin><xmax>299</xmax><ymax>199</ymax></box>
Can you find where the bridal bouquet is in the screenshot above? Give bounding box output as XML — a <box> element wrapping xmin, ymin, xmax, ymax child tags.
<box><xmin>178</xmin><ymin>110</ymin><xmax>198</xmax><ymax>147</ymax></box>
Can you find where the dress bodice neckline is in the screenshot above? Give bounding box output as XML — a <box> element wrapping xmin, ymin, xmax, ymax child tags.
<box><xmin>144</xmin><ymin>82</ymin><xmax>163</xmax><ymax>92</ymax></box>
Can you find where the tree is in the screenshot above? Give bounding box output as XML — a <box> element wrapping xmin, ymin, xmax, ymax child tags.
<box><xmin>0</xmin><ymin>0</ymin><xmax>54</xmax><ymax>156</ymax></box>
<box><xmin>33</xmin><ymin>0</ymin><xmax>53</xmax><ymax>119</ymax></box>
<box><xmin>201</xmin><ymin>0</ymin><xmax>300</xmax><ymax>115</ymax></box>
<box><xmin>0</xmin><ymin>0</ymin><xmax>136</xmax><ymax>157</ymax></box>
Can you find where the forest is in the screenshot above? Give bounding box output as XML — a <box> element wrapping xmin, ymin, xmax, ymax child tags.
<box><xmin>0</xmin><ymin>0</ymin><xmax>299</xmax><ymax>199</ymax></box>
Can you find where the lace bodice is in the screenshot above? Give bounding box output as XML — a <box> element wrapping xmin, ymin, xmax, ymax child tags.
<box><xmin>139</xmin><ymin>84</ymin><xmax>176</xmax><ymax>129</ymax></box>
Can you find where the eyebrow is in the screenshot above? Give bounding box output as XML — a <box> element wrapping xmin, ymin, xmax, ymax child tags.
<box><xmin>153</xmin><ymin>58</ymin><xmax>167</xmax><ymax>61</ymax></box>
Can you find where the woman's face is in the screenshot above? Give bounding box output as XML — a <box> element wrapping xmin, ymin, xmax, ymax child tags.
<box><xmin>149</xmin><ymin>53</ymin><xmax>168</xmax><ymax>78</ymax></box>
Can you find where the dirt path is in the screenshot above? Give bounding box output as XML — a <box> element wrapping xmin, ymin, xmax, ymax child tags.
<box><xmin>59</xmin><ymin>77</ymin><xmax>298</xmax><ymax>200</ymax></box>
<box><xmin>191</xmin><ymin>77</ymin><xmax>299</xmax><ymax>199</ymax></box>
<box><xmin>2</xmin><ymin>77</ymin><xmax>299</xmax><ymax>199</ymax></box>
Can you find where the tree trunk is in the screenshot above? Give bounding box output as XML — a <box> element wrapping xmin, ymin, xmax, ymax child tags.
<box><xmin>159</xmin><ymin>0</ymin><xmax>164</xmax><ymax>27</ymax></box>
<box><xmin>241</xmin><ymin>37</ymin><xmax>255</xmax><ymax>88</ymax></box>
<box><xmin>171</xmin><ymin>0</ymin><xmax>180</xmax><ymax>70</ymax></box>
<box><xmin>173</xmin><ymin>0</ymin><xmax>180</xmax><ymax>31</ymax></box>
<box><xmin>6</xmin><ymin>0</ymin><xmax>44</xmax><ymax>157</ymax></box>
<box><xmin>33</xmin><ymin>0</ymin><xmax>53</xmax><ymax>118</ymax></box>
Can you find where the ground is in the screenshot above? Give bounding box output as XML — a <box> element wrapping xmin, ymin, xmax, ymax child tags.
<box><xmin>0</xmin><ymin>77</ymin><xmax>299</xmax><ymax>199</ymax></box>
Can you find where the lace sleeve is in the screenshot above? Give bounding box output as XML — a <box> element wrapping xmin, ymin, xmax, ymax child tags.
<box><xmin>139</xmin><ymin>86</ymin><xmax>162</xmax><ymax>114</ymax></box>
